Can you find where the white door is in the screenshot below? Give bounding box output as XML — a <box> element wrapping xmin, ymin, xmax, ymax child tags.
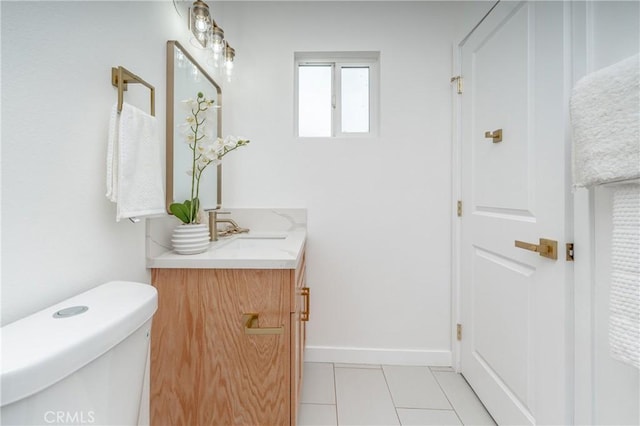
<box><xmin>459</xmin><ymin>2</ymin><xmax>571</xmax><ymax>425</ymax></box>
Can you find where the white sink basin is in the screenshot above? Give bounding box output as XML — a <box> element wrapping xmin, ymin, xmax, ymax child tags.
<box><xmin>221</xmin><ymin>235</ymin><xmax>287</xmax><ymax>250</ymax></box>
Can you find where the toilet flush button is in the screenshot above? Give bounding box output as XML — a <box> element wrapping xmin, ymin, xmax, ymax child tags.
<box><xmin>53</xmin><ymin>305</ymin><xmax>89</xmax><ymax>318</ymax></box>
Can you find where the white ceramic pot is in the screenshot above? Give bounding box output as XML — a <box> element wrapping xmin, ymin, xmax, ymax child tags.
<box><xmin>171</xmin><ymin>223</ymin><xmax>210</xmax><ymax>255</ymax></box>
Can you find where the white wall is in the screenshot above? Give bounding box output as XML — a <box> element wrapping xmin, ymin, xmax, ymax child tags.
<box><xmin>0</xmin><ymin>1</ymin><xmax>195</xmax><ymax>324</ymax></box>
<box><xmin>1</xmin><ymin>3</ymin><xmax>201</xmax><ymax>424</ymax></box>
<box><xmin>0</xmin><ymin>0</ymin><xmax>240</xmax><ymax>328</ymax></box>
<box><xmin>213</xmin><ymin>1</ymin><xmax>471</xmax><ymax>364</ymax></box>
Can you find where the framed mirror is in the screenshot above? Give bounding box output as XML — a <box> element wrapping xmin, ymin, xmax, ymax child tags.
<box><xmin>166</xmin><ymin>40</ymin><xmax>222</xmax><ymax>213</ymax></box>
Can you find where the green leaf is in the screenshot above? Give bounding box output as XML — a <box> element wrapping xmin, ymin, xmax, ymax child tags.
<box><xmin>169</xmin><ymin>203</ymin><xmax>191</xmax><ymax>224</ymax></box>
<box><xmin>178</xmin><ymin>198</ymin><xmax>200</xmax><ymax>223</ymax></box>
<box><xmin>183</xmin><ymin>199</ymin><xmax>194</xmax><ymax>223</ymax></box>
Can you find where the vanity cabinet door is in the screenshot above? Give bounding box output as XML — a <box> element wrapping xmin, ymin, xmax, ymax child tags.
<box><xmin>150</xmin><ymin>270</ymin><xmax>202</xmax><ymax>426</ymax></box>
<box><xmin>200</xmin><ymin>269</ymin><xmax>291</xmax><ymax>425</ymax></box>
<box><xmin>151</xmin><ymin>268</ymin><xmax>291</xmax><ymax>426</ymax></box>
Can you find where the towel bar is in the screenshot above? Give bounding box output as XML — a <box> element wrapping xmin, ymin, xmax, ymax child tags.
<box><xmin>111</xmin><ymin>66</ymin><xmax>157</xmax><ymax>223</ymax></box>
<box><xmin>111</xmin><ymin>66</ymin><xmax>155</xmax><ymax>116</ymax></box>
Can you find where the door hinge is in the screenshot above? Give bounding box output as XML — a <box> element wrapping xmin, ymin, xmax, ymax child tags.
<box><xmin>457</xmin><ymin>200</ymin><xmax>462</xmax><ymax>217</ymax></box>
<box><xmin>566</xmin><ymin>243</ymin><xmax>574</xmax><ymax>261</ymax></box>
<box><xmin>456</xmin><ymin>323</ymin><xmax>462</xmax><ymax>341</ymax></box>
<box><xmin>450</xmin><ymin>75</ymin><xmax>463</xmax><ymax>94</ymax></box>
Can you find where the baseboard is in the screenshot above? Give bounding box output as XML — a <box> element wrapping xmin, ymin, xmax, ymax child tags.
<box><xmin>304</xmin><ymin>345</ymin><xmax>452</xmax><ymax>366</ymax></box>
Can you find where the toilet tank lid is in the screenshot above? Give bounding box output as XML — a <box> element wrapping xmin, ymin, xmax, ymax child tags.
<box><xmin>0</xmin><ymin>281</ymin><xmax>158</xmax><ymax>407</ymax></box>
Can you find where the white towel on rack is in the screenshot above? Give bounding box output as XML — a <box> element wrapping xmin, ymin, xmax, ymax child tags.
<box><xmin>610</xmin><ymin>183</ymin><xmax>640</xmax><ymax>369</ymax></box>
<box><xmin>106</xmin><ymin>104</ymin><xmax>119</xmax><ymax>203</ymax></box>
<box><xmin>571</xmin><ymin>53</ymin><xmax>640</xmax><ymax>188</ymax></box>
<box><xmin>106</xmin><ymin>102</ymin><xmax>165</xmax><ymax>222</ymax></box>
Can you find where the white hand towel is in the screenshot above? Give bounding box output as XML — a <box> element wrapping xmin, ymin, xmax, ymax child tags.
<box><xmin>571</xmin><ymin>54</ymin><xmax>640</xmax><ymax>188</ymax></box>
<box><xmin>106</xmin><ymin>102</ymin><xmax>165</xmax><ymax>222</ymax></box>
<box><xmin>106</xmin><ymin>104</ymin><xmax>119</xmax><ymax>203</ymax></box>
<box><xmin>610</xmin><ymin>184</ymin><xmax>640</xmax><ymax>369</ymax></box>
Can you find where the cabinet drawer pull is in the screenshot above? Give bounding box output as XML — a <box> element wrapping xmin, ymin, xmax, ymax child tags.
<box><xmin>242</xmin><ymin>313</ymin><xmax>284</xmax><ymax>335</ymax></box>
<box><xmin>301</xmin><ymin>287</ymin><xmax>310</xmax><ymax>322</ymax></box>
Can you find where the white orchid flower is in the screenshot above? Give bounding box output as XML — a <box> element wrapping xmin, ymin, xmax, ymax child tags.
<box><xmin>170</xmin><ymin>92</ymin><xmax>250</xmax><ymax>225</ymax></box>
<box><xmin>196</xmin><ymin>157</ymin><xmax>209</xmax><ymax>170</ymax></box>
<box><xmin>208</xmin><ymin>158</ymin><xmax>222</xmax><ymax>167</ymax></box>
<box><xmin>212</xmin><ymin>137</ymin><xmax>225</xmax><ymax>155</ymax></box>
<box><xmin>203</xmin><ymin>145</ymin><xmax>219</xmax><ymax>162</ymax></box>
<box><xmin>223</xmin><ymin>135</ymin><xmax>239</xmax><ymax>147</ymax></box>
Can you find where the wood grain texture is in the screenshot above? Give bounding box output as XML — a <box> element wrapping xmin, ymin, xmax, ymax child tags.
<box><xmin>151</xmin><ymin>265</ymin><xmax>302</xmax><ymax>426</ymax></box>
<box><xmin>199</xmin><ymin>269</ymin><xmax>290</xmax><ymax>425</ymax></box>
<box><xmin>151</xmin><ymin>269</ymin><xmax>202</xmax><ymax>426</ymax></box>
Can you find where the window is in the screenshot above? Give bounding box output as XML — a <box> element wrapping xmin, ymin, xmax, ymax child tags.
<box><xmin>295</xmin><ymin>52</ymin><xmax>379</xmax><ymax>138</ymax></box>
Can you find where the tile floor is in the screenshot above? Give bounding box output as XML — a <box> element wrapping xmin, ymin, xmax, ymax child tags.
<box><xmin>298</xmin><ymin>363</ymin><xmax>496</xmax><ymax>426</ymax></box>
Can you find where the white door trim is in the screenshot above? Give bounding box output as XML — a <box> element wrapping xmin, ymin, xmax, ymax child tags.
<box><xmin>571</xmin><ymin>1</ymin><xmax>596</xmax><ymax>424</ymax></box>
<box><xmin>450</xmin><ymin>40</ymin><xmax>462</xmax><ymax>373</ymax></box>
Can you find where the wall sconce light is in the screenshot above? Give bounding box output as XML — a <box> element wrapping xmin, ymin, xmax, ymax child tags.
<box><xmin>189</xmin><ymin>1</ymin><xmax>211</xmax><ymax>45</ymax></box>
<box><xmin>224</xmin><ymin>42</ymin><xmax>235</xmax><ymax>81</ymax></box>
<box><xmin>209</xmin><ymin>24</ymin><xmax>225</xmax><ymax>67</ymax></box>
<box><xmin>188</xmin><ymin>1</ymin><xmax>237</xmax><ymax>80</ymax></box>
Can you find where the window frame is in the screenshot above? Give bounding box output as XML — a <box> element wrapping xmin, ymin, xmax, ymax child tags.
<box><xmin>294</xmin><ymin>52</ymin><xmax>379</xmax><ymax>139</ymax></box>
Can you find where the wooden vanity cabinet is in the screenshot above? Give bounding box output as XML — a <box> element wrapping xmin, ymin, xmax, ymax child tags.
<box><xmin>150</xmin><ymin>251</ymin><xmax>307</xmax><ymax>426</ymax></box>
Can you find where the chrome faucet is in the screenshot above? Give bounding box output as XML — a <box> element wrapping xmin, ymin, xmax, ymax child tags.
<box><xmin>207</xmin><ymin>211</ymin><xmax>249</xmax><ymax>241</ymax></box>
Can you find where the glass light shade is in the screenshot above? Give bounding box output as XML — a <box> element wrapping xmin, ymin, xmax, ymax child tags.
<box><xmin>194</xmin><ymin>18</ymin><xmax>209</xmax><ymax>33</ymax></box>
<box><xmin>209</xmin><ymin>26</ymin><xmax>225</xmax><ymax>67</ymax></box>
<box><xmin>210</xmin><ymin>26</ymin><xmax>225</xmax><ymax>52</ymax></box>
<box><xmin>224</xmin><ymin>45</ymin><xmax>235</xmax><ymax>68</ymax></box>
<box><xmin>225</xmin><ymin>60</ymin><xmax>234</xmax><ymax>74</ymax></box>
<box><xmin>224</xmin><ymin>44</ymin><xmax>235</xmax><ymax>80</ymax></box>
<box><xmin>190</xmin><ymin>1</ymin><xmax>211</xmax><ymax>34</ymax></box>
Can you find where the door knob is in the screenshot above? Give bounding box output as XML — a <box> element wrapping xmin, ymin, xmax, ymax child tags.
<box><xmin>514</xmin><ymin>238</ymin><xmax>558</xmax><ymax>260</ymax></box>
<box><xmin>484</xmin><ymin>129</ymin><xmax>503</xmax><ymax>143</ymax></box>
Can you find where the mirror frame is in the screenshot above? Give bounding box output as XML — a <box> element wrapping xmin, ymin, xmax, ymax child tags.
<box><xmin>166</xmin><ymin>40</ymin><xmax>222</xmax><ymax>213</ymax></box>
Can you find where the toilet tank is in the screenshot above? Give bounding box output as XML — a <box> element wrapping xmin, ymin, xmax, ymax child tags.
<box><xmin>1</xmin><ymin>281</ymin><xmax>158</xmax><ymax>426</ymax></box>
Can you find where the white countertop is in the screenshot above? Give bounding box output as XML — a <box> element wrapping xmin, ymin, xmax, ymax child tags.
<box><xmin>147</xmin><ymin>228</ymin><xmax>306</xmax><ymax>269</ymax></box>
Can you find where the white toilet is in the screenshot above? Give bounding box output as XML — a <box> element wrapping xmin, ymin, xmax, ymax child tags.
<box><xmin>1</xmin><ymin>281</ymin><xmax>158</xmax><ymax>426</ymax></box>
